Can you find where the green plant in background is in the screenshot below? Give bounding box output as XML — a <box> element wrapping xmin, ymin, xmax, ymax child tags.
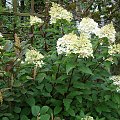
<box><xmin>0</xmin><ymin>1</ymin><xmax>120</xmax><ymax>120</ymax></box>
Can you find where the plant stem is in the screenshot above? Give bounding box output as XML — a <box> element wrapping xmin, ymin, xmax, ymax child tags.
<box><xmin>55</xmin><ymin>55</ymin><xmax>63</xmax><ymax>80</ymax></box>
<box><xmin>84</xmin><ymin>57</ymin><xmax>108</xmax><ymax>82</ymax></box>
<box><xmin>82</xmin><ymin>40</ymin><xmax>100</xmax><ymax>82</ymax></box>
<box><xmin>43</xmin><ymin>0</ymin><xmax>49</xmax><ymax>51</ymax></box>
<box><xmin>55</xmin><ymin>64</ymin><xmax>60</xmax><ymax>80</ymax></box>
<box><xmin>83</xmin><ymin>0</ymin><xmax>95</xmax><ymax>16</ymax></box>
<box><xmin>65</xmin><ymin>55</ymin><xmax>78</xmax><ymax>97</ymax></box>
<box><xmin>93</xmin><ymin>41</ymin><xmax>100</xmax><ymax>54</ymax></box>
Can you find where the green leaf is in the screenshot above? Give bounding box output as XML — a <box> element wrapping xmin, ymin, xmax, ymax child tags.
<box><xmin>14</xmin><ymin>107</ymin><xmax>21</xmax><ymax>113</ymax></box>
<box><xmin>67</xmin><ymin>91</ymin><xmax>82</xmax><ymax>98</ymax></box>
<box><xmin>104</xmin><ymin>61</ymin><xmax>111</xmax><ymax>72</ymax></box>
<box><xmin>3</xmin><ymin>40</ymin><xmax>13</xmax><ymax>52</ymax></box>
<box><xmin>26</xmin><ymin>97</ymin><xmax>35</xmax><ymax>107</ymax></box>
<box><xmin>20</xmin><ymin>115</ymin><xmax>28</xmax><ymax>120</ymax></box>
<box><xmin>50</xmin><ymin>99</ymin><xmax>62</xmax><ymax>106</ymax></box>
<box><xmin>104</xmin><ymin>95</ymin><xmax>110</xmax><ymax>101</ymax></box>
<box><xmin>63</xmin><ymin>99</ymin><xmax>72</xmax><ymax>110</ymax></box>
<box><xmin>14</xmin><ymin>114</ymin><xmax>19</xmax><ymax>120</ymax></box>
<box><xmin>75</xmin><ymin>115</ymin><xmax>81</xmax><ymax>119</ymax></box>
<box><xmin>96</xmin><ymin>104</ymin><xmax>110</xmax><ymax>113</ymax></box>
<box><xmin>54</xmin><ymin>106</ymin><xmax>62</xmax><ymax>115</ymax></box>
<box><xmin>76</xmin><ymin>96</ymin><xmax>82</xmax><ymax>103</ymax></box>
<box><xmin>13</xmin><ymin>80</ymin><xmax>22</xmax><ymax>87</ymax></box>
<box><xmin>55</xmin><ymin>85</ymin><xmax>67</xmax><ymax>95</ymax></box>
<box><xmin>40</xmin><ymin>114</ymin><xmax>50</xmax><ymax>120</ymax></box>
<box><xmin>73</xmin><ymin>82</ymin><xmax>85</xmax><ymax>89</ymax></box>
<box><xmin>2</xmin><ymin>117</ymin><xmax>9</xmax><ymax>120</ymax></box>
<box><xmin>113</xmin><ymin>94</ymin><xmax>120</xmax><ymax>104</ymax></box>
<box><xmin>26</xmin><ymin>76</ymin><xmax>33</xmax><ymax>80</ymax></box>
<box><xmin>36</xmin><ymin>73</ymin><xmax>46</xmax><ymax>83</ymax></box>
<box><xmin>3</xmin><ymin>113</ymin><xmax>12</xmax><ymax>117</ymax></box>
<box><xmin>21</xmin><ymin>88</ymin><xmax>27</xmax><ymax>94</ymax></box>
<box><xmin>79</xmin><ymin>65</ymin><xmax>93</xmax><ymax>75</ymax></box>
<box><xmin>67</xmin><ymin>108</ymin><xmax>75</xmax><ymax>116</ymax></box>
<box><xmin>40</xmin><ymin>106</ymin><xmax>49</xmax><ymax>115</ymax></box>
<box><xmin>31</xmin><ymin>106</ymin><xmax>40</xmax><ymax>116</ymax></box>
<box><xmin>31</xmin><ymin>117</ymin><xmax>36</xmax><ymax>120</ymax></box>
<box><xmin>5</xmin><ymin>97</ymin><xmax>14</xmax><ymax>101</ymax></box>
<box><xmin>57</xmin><ymin>75</ymin><xmax>68</xmax><ymax>82</ymax></box>
<box><xmin>66</xmin><ymin>62</ymin><xmax>75</xmax><ymax>75</ymax></box>
<box><xmin>42</xmin><ymin>92</ymin><xmax>51</xmax><ymax>97</ymax></box>
<box><xmin>36</xmin><ymin>84</ymin><xmax>44</xmax><ymax>91</ymax></box>
<box><xmin>98</xmin><ymin>118</ymin><xmax>106</xmax><ymax>120</ymax></box>
<box><xmin>54</xmin><ymin>117</ymin><xmax>61</xmax><ymax>120</ymax></box>
<box><xmin>79</xmin><ymin>110</ymin><xmax>85</xmax><ymax>117</ymax></box>
<box><xmin>45</xmin><ymin>83</ymin><xmax>52</xmax><ymax>92</ymax></box>
<box><xmin>21</xmin><ymin>107</ymin><xmax>30</xmax><ymax>116</ymax></box>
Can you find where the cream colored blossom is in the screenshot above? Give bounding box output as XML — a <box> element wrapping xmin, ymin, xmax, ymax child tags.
<box><xmin>76</xmin><ymin>17</ymin><xmax>98</xmax><ymax>36</ymax></box>
<box><xmin>30</xmin><ymin>16</ymin><xmax>44</xmax><ymax>26</ymax></box>
<box><xmin>0</xmin><ymin>46</ymin><xmax>3</xmax><ymax>54</ymax></box>
<box><xmin>81</xmin><ymin>116</ymin><xmax>94</xmax><ymax>120</ymax></box>
<box><xmin>108</xmin><ymin>44</ymin><xmax>120</xmax><ymax>55</ymax></box>
<box><xmin>49</xmin><ymin>2</ymin><xmax>73</xmax><ymax>24</ymax></box>
<box><xmin>96</xmin><ymin>22</ymin><xmax>116</xmax><ymax>43</ymax></box>
<box><xmin>0</xmin><ymin>46</ymin><xmax>3</xmax><ymax>50</ymax></box>
<box><xmin>106</xmin><ymin>57</ymin><xmax>114</xmax><ymax>63</ymax></box>
<box><xmin>0</xmin><ymin>33</ymin><xmax>3</xmax><ymax>37</ymax></box>
<box><xmin>74</xmin><ymin>33</ymin><xmax>93</xmax><ymax>58</ymax></box>
<box><xmin>57</xmin><ymin>33</ymin><xmax>78</xmax><ymax>55</ymax></box>
<box><xmin>57</xmin><ymin>33</ymin><xmax>93</xmax><ymax>58</ymax></box>
<box><xmin>25</xmin><ymin>49</ymin><xmax>44</xmax><ymax>67</ymax></box>
<box><xmin>110</xmin><ymin>75</ymin><xmax>120</xmax><ymax>92</ymax></box>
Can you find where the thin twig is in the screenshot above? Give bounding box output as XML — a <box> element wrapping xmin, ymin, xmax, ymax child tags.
<box><xmin>83</xmin><ymin>0</ymin><xmax>95</xmax><ymax>16</ymax></box>
<box><xmin>65</xmin><ymin>55</ymin><xmax>78</xmax><ymax>96</ymax></box>
<box><xmin>83</xmin><ymin>57</ymin><xmax>108</xmax><ymax>83</ymax></box>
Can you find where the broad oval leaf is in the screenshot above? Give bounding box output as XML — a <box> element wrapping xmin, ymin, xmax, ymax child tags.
<box><xmin>26</xmin><ymin>97</ymin><xmax>35</xmax><ymax>107</ymax></box>
<box><xmin>63</xmin><ymin>99</ymin><xmax>72</xmax><ymax>111</ymax></box>
<box><xmin>40</xmin><ymin>114</ymin><xmax>50</xmax><ymax>120</ymax></box>
<box><xmin>40</xmin><ymin>106</ymin><xmax>49</xmax><ymax>115</ymax></box>
<box><xmin>31</xmin><ymin>105</ymin><xmax>40</xmax><ymax>116</ymax></box>
<box><xmin>54</xmin><ymin>106</ymin><xmax>62</xmax><ymax>115</ymax></box>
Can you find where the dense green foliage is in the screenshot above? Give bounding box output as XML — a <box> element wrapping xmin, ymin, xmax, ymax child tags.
<box><xmin>0</xmin><ymin>0</ymin><xmax>120</xmax><ymax>120</ymax></box>
<box><xmin>0</xmin><ymin>19</ymin><xmax>120</xmax><ymax>120</ymax></box>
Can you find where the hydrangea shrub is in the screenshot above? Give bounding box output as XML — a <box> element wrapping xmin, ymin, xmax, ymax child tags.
<box><xmin>0</xmin><ymin>2</ymin><xmax>120</xmax><ymax>120</ymax></box>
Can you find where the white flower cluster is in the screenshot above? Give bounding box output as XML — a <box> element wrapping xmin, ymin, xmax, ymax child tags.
<box><xmin>30</xmin><ymin>16</ymin><xmax>44</xmax><ymax>26</ymax></box>
<box><xmin>57</xmin><ymin>33</ymin><xmax>78</xmax><ymax>55</ymax></box>
<box><xmin>76</xmin><ymin>17</ymin><xmax>98</xmax><ymax>36</ymax></box>
<box><xmin>110</xmin><ymin>75</ymin><xmax>120</xmax><ymax>92</ymax></box>
<box><xmin>76</xmin><ymin>18</ymin><xmax>116</xmax><ymax>43</ymax></box>
<box><xmin>81</xmin><ymin>116</ymin><xmax>94</xmax><ymax>120</ymax></box>
<box><xmin>108</xmin><ymin>44</ymin><xmax>120</xmax><ymax>55</ymax></box>
<box><xmin>0</xmin><ymin>33</ymin><xmax>3</xmax><ymax>37</ymax></box>
<box><xmin>25</xmin><ymin>49</ymin><xmax>44</xmax><ymax>67</ymax></box>
<box><xmin>49</xmin><ymin>2</ymin><xmax>73</xmax><ymax>24</ymax></box>
<box><xmin>96</xmin><ymin>22</ymin><xmax>116</xmax><ymax>43</ymax></box>
<box><xmin>57</xmin><ymin>33</ymin><xmax>93</xmax><ymax>58</ymax></box>
<box><xmin>73</xmin><ymin>33</ymin><xmax>93</xmax><ymax>58</ymax></box>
